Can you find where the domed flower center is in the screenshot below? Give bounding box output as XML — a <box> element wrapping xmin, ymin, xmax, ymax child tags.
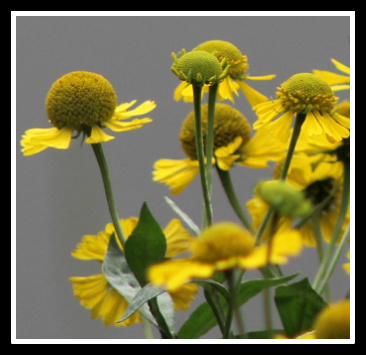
<box><xmin>195</xmin><ymin>40</ymin><xmax>249</xmax><ymax>79</ymax></box>
<box><xmin>191</xmin><ymin>222</ymin><xmax>255</xmax><ymax>263</ymax></box>
<box><xmin>171</xmin><ymin>50</ymin><xmax>225</xmax><ymax>85</ymax></box>
<box><xmin>277</xmin><ymin>73</ymin><xmax>338</xmax><ymax>113</ymax></box>
<box><xmin>179</xmin><ymin>103</ymin><xmax>252</xmax><ymax>160</ymax></box>
<box><xmin>46</xmin><ymin>71</ymin><xmax>117</xmax><ymax>130</ymax></box>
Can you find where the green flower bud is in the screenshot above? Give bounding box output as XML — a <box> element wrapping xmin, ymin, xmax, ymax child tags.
<box><xmin>171</xmin><ymin>49</ymin><xmax>230</xmax><ymax>86</ymax></box>
<box><xmin>256</xmin><ymin>180</ymin><xmax>312</xmax><ymax>217</ymax></box>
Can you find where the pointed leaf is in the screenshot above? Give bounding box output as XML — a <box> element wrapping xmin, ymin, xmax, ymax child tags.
<box><xmin>125</xmin><ymin>201</ymin><xmax>167</xmax><ymax>286</ymax></box>
<box><xmin>118</xmin><ymin>283</ymin><xmax>167</xmax><ymax>323</ymax></box>
<box><xmin>274</xmin><ymin>277</ymin><xmax>327</xmax><ymax>337</ymax></box>
<box><xmin>101</xmin><ymin>233</ymin><xmax>158</xmax><ymax>326</ymax></box>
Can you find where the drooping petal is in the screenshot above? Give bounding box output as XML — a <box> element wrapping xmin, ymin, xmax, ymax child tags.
<box><xmin>113</xmin><ymin>100</ymin><xmax>156</xmax><ymax>120</ymax></box>
<box><xmin>239</xmin><ymin>127</ymin><xmax>286</xmax><ymax>168</ymax></box>
<box><xmin>301</xmin><ymin>111</ymin><xmax>324</xmax><ymax>136</ymax></box>
<box><xmin>264</xmin><ymin>110</ymin><xmax>294</xmax><ymax>142</ymax></box>
<box><xmin>21</xmin><ymin>126</ymin><xmax>73</xmax><ymax>156</ymax></box>
<box><xmin>71</xmin><ymin>231</ymin><xmax>110</xmax><ymax>261</ymax></box>
<box><xmin>164</xmin><ymin>219</ymin><xmax>195</xmax><ymax>258</ymax></box>
<box><xmin>148</xmin><ymin>259</ymin><xmax>214</xmax><ymax>291</ymax></box>
<box><xmin>237</xmin><ymin>80</ymin><xmax>270</xmax><ymax>107</ymax></box>
<box><xmin>315</xmin><ymin>111</ymin><xmax>350</xmax><ymax>142</ymax></box>
<box><xmin>103</xmin><ymin>117</ymin><xmax>153</xmax><ymax>132</ymax></box>
<box><xmin>152</xmin><ymin>158</ymin><xmax>199</xmax><ymax>195</ymax></box>
<box><xmin>215</xmin><ymin>136</ymin><xmax>243</xmax><ymax>170</ymax></box>
<box><xmin>217</xmin><ymin>77</ymin><xmax>240</xmax><ymax>102</ymax></box>
<box><xmin>85</xmin><ymin>125</ymin><xmax>115</xmax><ymax>144</ymax></box>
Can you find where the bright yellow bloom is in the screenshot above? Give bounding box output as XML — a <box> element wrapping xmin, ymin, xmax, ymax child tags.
<box><xmin>313</xmin><ymin>58</ymin><xmax>350</xmax><ymax>91</ymax></box>
<box><xmin>21</xmin><ymin>71</ymin><xmax>155</xmax><ymax>156</ymax></box>
<box><xmin>153</xmin><ymin>103</ymin><xmax>286</xmax><ymax>194</ymax></box>
<box><xmin>253</xmin><ymin>73</ymin><xmax>350</xmax><ymax>143</ymax></box>
<box><xmin>173</xmin><ymin>40</ymin><xmax>276</xmax><ymax>105</ymax></box>
<box><xmin>148</xmin><ymin>222</ymin><xmax>302</xmax><ymax>291</ymax></box>
<box><xmin>69</xmin><ymin>217</ymin><xmax>198</xmax><ymax>327</ymax></box>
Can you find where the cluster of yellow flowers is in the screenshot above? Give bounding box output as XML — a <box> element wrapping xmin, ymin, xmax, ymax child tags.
<box><xmin>21</xmin><ymin>39</ymin><xmax>351</xmax><ymax>340</ymax></box>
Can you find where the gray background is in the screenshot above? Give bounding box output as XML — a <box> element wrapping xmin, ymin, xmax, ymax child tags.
<box><xmin>15</xmin><ymin>14</ymin><xmax>351</xmax><ymax>341</ymax></box>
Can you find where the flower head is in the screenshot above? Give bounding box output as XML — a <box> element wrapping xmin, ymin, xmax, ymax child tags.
<box><xmin>21</xmin><ymin>71</ymin><xmax>156</xmax><ymax>156</ymax></box>
<box><xmin>171</xmin><ymin>49</ymin><xmax>230</xmax><ymax>86</ymax></box>
<box><xmin>148</xmin><ymin>222</ymin><xmax>302</xmax><ymax>291</ymax></box>
<box><xmin>153</xmin><ymin>103</ymin><xmax>285</xmax><ymax>194</ymax></box>
<box><xmin>253</xmin><ymin>73</ymin><xmax>350</xmax><ymax>143</ymax></box>
<box><xmin>174</xmin><ymin>40</ymin><xmax>276</xmax><ymax>105</ymax></box>
<box><xmin>69</xmin><ymin>217</ymin><xmax>198</xmax><ymax>327</ymax></box>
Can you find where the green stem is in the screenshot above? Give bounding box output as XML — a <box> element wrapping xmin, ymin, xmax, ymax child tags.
<box><xmin>216</xmin><ymin>166</ymin><xmax>255</xmax><ymax>234</ymax></box>
<box><xmin>91</xmin><ymin>143</ymin><xmax>126</xmax><ymax>248</ymax></box>
<box><xmin>255</xmin><ymin>112</ymin><xmax>306</xmax><ymax>243</ymax></box>
<box><xmin>148</xmin><ymin>298</ymin><xmax>175</xmax><ymax>339</ymax></box>
<box><xmin>313</xmin><ymin>157</ymin><xmax>350</xmax><ymax>293</ymax></box>
<box><xmin>312</xmin><ymin>214</ymin><xmax>331</xmax><ymax>302</ymax></box>
<box><xmin>280</xmin><ymin>112</ymin><xmax>307</xmax><ymax>180</ymax></box>
<box><xmin>223</xmin><ymin>270</ymin><xmax>237</xmax><ymax>339</ymax></box>
<box><xmin>318</xmin><ymin>224</ymin><xmax>350</xmax><ymax>296</ymax></box>
<box><xmin>206</xmin><ymin>83</ymin><xmax>219</xmax><ymax>195</ymax></box>
<box><xmin>192</xmin><ymin>84</ymin><xmax>213</xmax><ymax>227</ymax></box>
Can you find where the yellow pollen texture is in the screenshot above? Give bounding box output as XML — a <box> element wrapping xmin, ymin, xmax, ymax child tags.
<box><xmin>45</xmin><ymin>71</ymin><xmax>117</xmax><ymax>130</ymax></box>
<box><xmin>180</xmin><ymin>103</ymin><xmax>251</xmax><ymax>160</ymax></box>
<box><xmin>277</xmin><ymin>73</ymin><xmax>337</xmax><ymax>113</ymax></box>
<box><xmin>191</xmin><ymin>222</ymin><xmax>255</xmax><ymax>263</ymax></box>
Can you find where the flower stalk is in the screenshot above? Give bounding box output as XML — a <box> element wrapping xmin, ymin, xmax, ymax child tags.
<box><xmin>91</xmin><ymin>142</ymin><xmax>126</xmax><ymax>248</ymax></box>
<box><xmin>192</xmin><ymin>83</ymin><xmax>213</xmax><ymax>227</ymax></box>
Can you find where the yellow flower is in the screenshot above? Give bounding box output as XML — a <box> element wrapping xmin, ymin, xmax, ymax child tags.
<box><xmin>313</xmin><ymin>58</ymin><xmax>350</xmax><ymax>91</ymax></box>
<box><xmin>21</xmin><ymin>71</ymin><xmax>155</xmax><ymax>156</ymax></box>
<box><xmin>173</xmin><ymin>40</ymin><xmax>276</xmax><ymax>105</ymax></box>
<box><xmin>148</xmin><ymin>222</ymin><xmax>302</xmax><ymax>291</ymax></box>
<box><xmin>153</xmin><ymin>103</ymin><xmax>286</xmax><ymax>194</ymax></box>
<box><xmin>69</xmin><ymin>217</ymin><xmax>198</xmax><ymax>327</ymax></box>
<box><xmin>253</xmin><ymin>73</ymin><xmax>350</xmax><ymax>143</ymax></box>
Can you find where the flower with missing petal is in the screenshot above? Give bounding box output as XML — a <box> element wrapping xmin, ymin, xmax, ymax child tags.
<box><xmin>253</xmin><ymin>73</ymin><xmax>350</xmax><ymax>143</ymax></box>
<box><xmin>21</xmin><ymin>71</ymin><xmax>155</xmax><ymax>156</ymax></box>
<box><xmin>174</xmin><ymin>40</ymin><xmax>276</xmax><ymax>105</ymax></box>
<box><xmin>69</xmin><ymin>217</ymin><xmax>197</xmax><ymax>327</ymax></box>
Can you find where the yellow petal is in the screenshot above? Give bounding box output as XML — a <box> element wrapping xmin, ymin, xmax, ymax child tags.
<box><xmin>153</xmin><ymin>158</ymin><xmax>199</xmax><ymax>195</ymax></box>
<box><xmin>237</xmin><ymin>80</ymin><xmax>270</xmax><ymax>107</ymax></box>
<box><xmin>245</xmin><ymin>74</ymin><xmax>276</xmax><ymax>81</ymax></box>
<box><xmin>164</xmin><ymin>219</ymin><xmax>194</xmax><ymax>258</ymax></box>
<box><xmin>21</xmin><ymin>127</ymin><xmax>73</xmax><ymax>155</ymax></box>
<box><xmin>103</xmin><ymin>117</ymin><xmax>153</xmax><ymax>132</ymax></box>
<box><xmin>85</xmin><ymin>125</ymin><xmax>115</xmax><ymax>144</ymax></box>
<box><xmin>312</xmin><ymin>70</ymin><xmax>350</xmax><ymax>85</ymax></box>
<box><xmin>331</xmin><ymin>58</ymin><xmax>350</xmax><ymax>75</ymax></box>
<box><xmin>113</xmin><ymin>100</ymin><xmax>156</xmax><ymax>120</ymax></box>
<box><xmin>148</xmin><ymin>259</ymin><xmax>214</xmax><ymax>291</ymax></box>
<box><xmin>301</xmin><ymin>111</ymin><xmax>324</xmax><ymax>136</ymax></box>
<box><xmin>265</xmin><ymin>111</ymin><xmax>293</xmax><ymax>143</ymax></box>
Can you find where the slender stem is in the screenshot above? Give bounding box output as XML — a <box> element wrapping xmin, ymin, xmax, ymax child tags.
<box><xmin>318</xmin><ymin>224</ymin><xmax>350</xmax><ymax>295</ymax></box>
<box><xmin>216</xmin><ymin>166</ymin><xmax>256</xmax><ymax>234</ymax></box>
<box><xmin>255</xmin><ymin>112</ymin><xmax>306</xmax><ymax>243</ymax></box>
<box><xmin>313</xmin><ymin>157</ymin><xmax>350</xmax><ymax>293</ymax></box>
<box><xmin>223</xmin><ymin>270</ymin><xmax>237</xmax><ymax>339</ymax></box>
<box><xmin>280</xmin><ymin>112</ymin><xmax>307</xmax><ymax>180</ymax></box>
<box><xmin>206</xmin><ymin>83</ymin><xmax>219</xmax><ymax>194</ymax></box>
<box><xmin>91</xmin><ymin>143</ymin><xmax>126</xmax><ymax>248</ymax></box>
<box><xmin>312</xmin><ymin>214</ymin><xmax>331</xmax><ymax>302</ymax></box>
<box><xmin>192</xmin><ymin>84</ymin><xmax>213</xmax><ymax>227</ymax></box>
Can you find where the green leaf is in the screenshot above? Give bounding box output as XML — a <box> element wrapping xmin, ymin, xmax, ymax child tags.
<box><xmin>124</xmin><ymin>201</ymin><xmax>167</xmax><ymax>286</ymax></box>
<box><xmin>101</xmin><ymin>233</ymin><xmax>158</xmax><ymax>326</ymax></box>
<box><xmin>118</xmin><ymin>283</ymin><xmax>167</xmax><ymax>324</ymax></box>
<box><xmin>178</xmin><ymin>273</ymin><xmax>298</xmax><ymax>339</ymax></box>
<box><xmin>274</xmin><ymin>277</ymin><xmax>328</xmax><ymax>337</ymax></box>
